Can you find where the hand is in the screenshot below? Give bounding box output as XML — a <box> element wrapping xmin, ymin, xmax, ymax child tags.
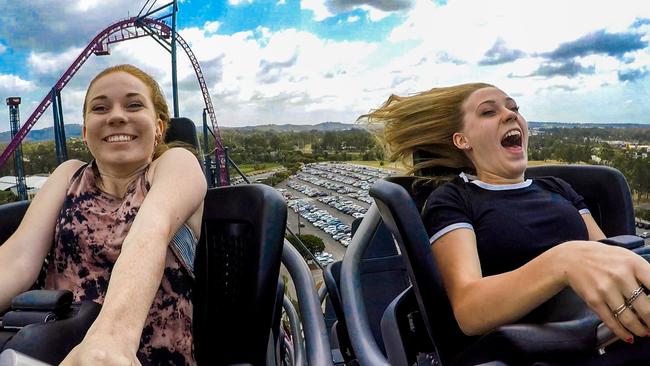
<box><xmin>560</xmin><ymin>241</ymin><xmax>650</xmax><ymax>343</ymax></box>
<box><xmin>59</xmin><ymin>335</ymin><xmax>141</xmax><ymax>366</ymax></box>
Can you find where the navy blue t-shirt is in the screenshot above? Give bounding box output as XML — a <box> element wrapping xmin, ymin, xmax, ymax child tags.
<box><xmin>422</xmin><ymin>173</ymin><xmax>590</xmax><ymax>277</ymax></box>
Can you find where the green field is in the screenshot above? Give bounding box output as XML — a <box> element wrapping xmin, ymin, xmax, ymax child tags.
<box><xmin>236</xmin><ymin>163</ymin><xmax>283</xmax><ymax>174</ymax></box>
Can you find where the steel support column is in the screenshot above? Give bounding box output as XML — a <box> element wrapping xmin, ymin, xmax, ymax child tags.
<box><xmin>171</xmin><ymin>0</ymin><xmax>179</xmax><ymax>117</ymax></box>
<box><xmin>6</xmin><ymin>97</ymin><xmax>28</xmax><ymax>201</ymax></box>
<box><xmin>51</xmin><ymin>88</ymin><xmax>64</xmax><ymax>164</ymax></box>
<box><xmin>56</xmin><ymin>90</ymin><xmax>68</xmax><ymax>161</ymax></box>
<box><xmin>202</xmin><ymin>109</ymin><xmax>214</xmax><ymax>187</ymax></box>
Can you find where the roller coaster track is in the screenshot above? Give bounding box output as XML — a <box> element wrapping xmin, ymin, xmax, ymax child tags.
<box><xmin>0</xmin><ymin>17</ymin><xmax>228</xmax><ymax>185</ymax></box>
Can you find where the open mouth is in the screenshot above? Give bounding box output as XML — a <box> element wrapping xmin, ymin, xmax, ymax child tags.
<box><xmin>501</xmin><ymin>129</ymin><xmax>522</xmax><ymax>149</ymax></box>
<box><xmin>104</xmin><ymin>134</ymin><xmax>136</xmax><ymax>143</ymax></box>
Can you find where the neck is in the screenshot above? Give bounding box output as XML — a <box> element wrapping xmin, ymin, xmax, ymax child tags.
<box><xmin>475</xmin><ymin>170</ymin><xmax>525</xmax><ymax>185</ymax></box>
<box><xmin>94</xmin><ymin>161</ymin><xmax>149</xmax><ymax>198</ymax></box>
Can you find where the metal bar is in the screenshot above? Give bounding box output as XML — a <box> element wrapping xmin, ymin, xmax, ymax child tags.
<box><xmin>155</xmin><ymin>13</ymin><xmax>173</xmax><ymax>21</ymax></box>
<box><xmin>137</xmin><ymin>0</ymin><xmax>153</xmax><ymax>18</ymax></box>
<box><xmin>281</xmin><ymin>241</ymin><xmax>333</xmax><ymax>366</ymax></box>
<box><xmin>171</xmin><ymin>0</ymin><xmax>179</xmax><ymax>118</ymax></box>
<box><xmin>202</xmin><ymin>109</ymin><xmax>214</xmax><ymax>187</ymax></box>
<box><xmin>139</xmin><ymin>1</ymin><xmax>173</xmax><ymax>19</ymax></box>
<box><xmin>318</xmin><ymin>285</ymin><xmax>328</xmax><ymax>305</ymax></box>
<box><xmin>339</xmin><ymin>205</ymin><xmax>391</xmax><ymax>366</ymax></box>
<box><xmin>51</xmin><ymin>88</ymin><xmax>63</xmax><ymax>164</ymax></box>
<box><xmin>285</xmin><ymin>226</ymin><xmax>324</xmax><ymax>271</ymax></box>
<box><xmin>56</xmin><ymin>91</ymin><xmax>68</xmax><ymax>161</ymax></box>
<box><xmin>223</xmin><ymin>147</ymin><xmax>231</xmax><ymax>184</ymax></box>
<box><xmin>139</xmin><ymin>24</ymin><xmax>172</xmax><ymax>52</ymax></box>
<box><xmin>283</xmin><ymin>296</ymin><xmax>305</xmax><ymax>366</ymax></box>
<box><xmin>225</xmin><ymin>155</ymin><xmax>249</xmax><ymax>183</ymax></box>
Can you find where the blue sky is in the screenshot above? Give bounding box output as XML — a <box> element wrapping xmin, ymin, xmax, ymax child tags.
<box><xmin>0</xmin><ymin>0</ymin><xmax>649</xmax><ymax>133</ymax></box>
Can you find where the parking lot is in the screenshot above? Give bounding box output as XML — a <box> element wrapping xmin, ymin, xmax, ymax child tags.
<box><xmin>277</xmin><ymin>162</ymin><xmax>397</xmax><ymax>264</ymax></box>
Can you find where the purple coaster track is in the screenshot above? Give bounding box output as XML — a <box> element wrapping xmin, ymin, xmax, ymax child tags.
<box><xmin>0</xmin><ymin>17</ymin><xmax>228</xmax><ymax>186</ymax></box>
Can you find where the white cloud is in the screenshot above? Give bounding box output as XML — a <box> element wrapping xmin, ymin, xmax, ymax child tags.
<box><xmin>301</xmin><ymin>0</ymin><xmax>400</xmax><ymax>22</ymax></box>
<box><xmin>0</xmin><ymin>43</ymin><xmax>6</xmax><ymax>54</ymax></box>
<box><xmin>392</xmin><ymin>0</ymin><xmax>650</xmax><ymax>58</ymax></box>
<box><xmin>7</xmin><ymin>0</ymin><xmax>650</xmax><ymax>132</ymax></box>
<box><xmin>359</xmin><ymin>5</ymin><xmax>390</xmax><ymax>22</ymax></box>
<box><xmin>301</xmin><ymin>0</ymin><xmax>334</xmax><ymax>21</ymax></box>
<box><xmin>75</xmin><ymin>0</ymin><xmax>101</xmax><ymax>12</ymax></box>
<box><xmin>204</xmin><ymin>21</ymin><xmax>221</xmax><ymax>34</ymax></box>
<box><xmin>228</xmin><ymin>0</ymin><xmax>253</xmax><ymax>5</ymax></box>
<box><xmin>277</xmin><ymin>0</ymin><xmax>286</xmax><ymax>4</ymax></box>
<box><xmin>28</xmin><ymin>47</ymin><xmax>83</xmax><ymax>76</ymax></box>
<box><xmin>0</xmin><ymin>74</ymin><xmax>35</xmax><ymax>95</ymax></box>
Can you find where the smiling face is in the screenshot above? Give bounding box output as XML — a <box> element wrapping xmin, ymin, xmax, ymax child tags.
<box><xmin>453</xmin><ymin>87</ymin><xmax>528</xmax><ymax>183</ymax></box>
<box><xmin>83</xmin><ymin>71</ymin><xmax>164</xmax><ymax>170</ymax></box>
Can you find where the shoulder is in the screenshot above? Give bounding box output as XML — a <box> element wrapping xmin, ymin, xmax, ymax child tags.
<box><xmin>533</xmin><ymin>176</ymin><xmax>575</xmax><ymax>194</ymax></box>
<box><xmin>152</xmin><ymin>147</ymin><xmax>200</xmax><ymax>167</ymax></box>
<box><xmin>149</xmin><ymin>148</ymin><xmax>203</xmax><ymax>180</ymax></box>
<box><xmin>423</xmin><ymin>176</ymin><xmax>469</xmax><ymax>212</ymax></box>
<box><xmin>429</xmin><ymin>176</ymin><xmax>468</xmax><ymax>200</ymax></box>
<box><xmin>49</xmin><ymin>159</ymin><xmax>87</xmax><ymax>183</ymax></box>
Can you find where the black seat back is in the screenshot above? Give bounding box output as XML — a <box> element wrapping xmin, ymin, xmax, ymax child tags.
<box><xmin>323</xmin><ymin>216</ymin><xmax>409</xmax><ymax>361</ymax></box>
<box><xmin>0</xmin><ymin>201</ymin><xmax>30</xmax><ymax>245</ymax></box>
<box><xmin>193</xmin><ymin>184</ymin><xmax>287</xmax><ymax>365</ymax></box>
<box><xmin>166</xmin><ymin>117</ymin><xmax>200</xmax><ymax>151</ymax></box>
<box><xmin>369</xmin><ymin>178</ymin><xmax>458</xmax><ymax>362</ymax></box>
<box><xmin>526</xmin><ymin>165</ymin><xmax>635</xmax><ymax>236</ymax></box>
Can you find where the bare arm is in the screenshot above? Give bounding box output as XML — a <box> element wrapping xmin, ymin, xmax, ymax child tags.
<box><xmin>90</xmin><ymin>148</ymin><xmax>205</xmax><ymax>346</ymax></box>
<box><xmin>433</xmin><ymin>227</ymin><xmax>650</xmax><ymax>342</ymax></box>
<box><xmin>582</xmin><ymin>213</ymin><xmax>606</xmax><ymax>241</ymax></box>
<box><xmin>431</xmin><ymin>228</ymin><xmax>567</xmax><ymax>336</ymax></box>
<box><xmin>0</xmin><ymin>159</ymin><xmax>84</xmax><ymax>312</ymax></box>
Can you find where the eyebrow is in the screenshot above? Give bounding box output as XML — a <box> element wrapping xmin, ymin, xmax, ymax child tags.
<box><xmin>89</xmin><ymin>92</ymin><xmax>145</xmax><ymax>103</ymax></box>
<box><xmin>476</xmin><ymin>97</ymin><xmax>517</xmax><ymax>109</ymax></box>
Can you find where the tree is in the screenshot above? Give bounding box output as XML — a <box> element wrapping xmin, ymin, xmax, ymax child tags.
<box><xmin>0</xmin><ymin>191</ymin><xmax>19</xmax><ymax>205</ymax></box>
<box><xmin>286</xmin><ymin>234</ymin><xmax>325</xmax><ymax>260</ymax></box>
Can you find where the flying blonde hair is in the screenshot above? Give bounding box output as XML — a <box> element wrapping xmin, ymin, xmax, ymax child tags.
<box><xmin>359</xmin><ymin>83</ymin><xmax>493</xmax><ymax>176</ymax></box>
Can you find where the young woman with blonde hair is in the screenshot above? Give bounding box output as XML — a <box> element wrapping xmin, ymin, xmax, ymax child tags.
<box><xmin>362</xmin><ymin>83</ymin><xmax>650</xmax><ymax>364</ymax></box>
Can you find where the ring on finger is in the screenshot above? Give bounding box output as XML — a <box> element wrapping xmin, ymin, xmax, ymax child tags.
<box><xmin>613</xmin><ymin>302</ymin><xmax>628</xmax><ymax>318</ymax></box>
<box><xmin>625</xmin><ymin>286</ymin><xmax>646</xmax><ymax>308</ymax></box>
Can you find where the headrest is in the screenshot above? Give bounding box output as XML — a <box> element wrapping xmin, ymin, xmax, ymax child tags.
<box><xmin>166</xmin><ymin>117</ymin><xmax>200</xmax><ymax>151</ymax></box>
<box><xmin>412</xmin><ymin>149</ymin><xmax>465</xmax><ymax>177</ymax></box>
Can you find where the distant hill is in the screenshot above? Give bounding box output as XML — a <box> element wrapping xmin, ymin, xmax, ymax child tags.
<box><xmin>2</xmin><ymin>121</ymin><xmax>648</xmax><ymax>143</ymax></box>
<box><xmin>223</xmin><ymin>121</ymin><xmax>363</xmax><ymax>132</ymax></box>
<box><xmin>529</xmin><ymin>121</ymin><xmax>650</xmax><ymax>129</ymax></box>
<box><xmin>0</xmin><ymin>122</ymin><xmax>362</xmax><ymax>142</ymax></box>
<box><xmin>0</xmin><ymin>124</ymin><xmax>83</xmax><ymax>143</ymax></box>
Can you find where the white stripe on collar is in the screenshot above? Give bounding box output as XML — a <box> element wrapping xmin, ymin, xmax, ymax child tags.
<box><xmin>459</xmin><ymin>172</ymin><xmax>532</xmax><ymax>191</ymax></box>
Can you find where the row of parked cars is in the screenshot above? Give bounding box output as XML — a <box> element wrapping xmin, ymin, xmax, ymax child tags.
<box><xmin>286</xmin><ymin>181</ymin><xmax>328</xmax><ymax>198</ymax></box>
<box><xmin>287</xmin><ymin>199</ymin><xmax>353</xmax><ymax>247</ymax></box>
<box><xmin>284</xmin><ymin>163</ymin><xmax>396</xmax><ymax>251</ymax></box>
<box><xmin>317</xmin><ymin>195</ymin><xmax>367</xmax><ymax>219</ymax></box>
<box><xmin>301</xmin><ymin>163</ymin><xmax>397</xmax><ymax>204</ymax></box>
<box><xmin>314</xmin><ymin>251</ymin><xmax>333</xmax><ymax>266</ymax></box>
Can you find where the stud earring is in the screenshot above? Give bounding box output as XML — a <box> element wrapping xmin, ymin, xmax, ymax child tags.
<box><xmin>465</xmin><ymin>145</ymin><xmax>471</xmax><ymax>150</ymax></box>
